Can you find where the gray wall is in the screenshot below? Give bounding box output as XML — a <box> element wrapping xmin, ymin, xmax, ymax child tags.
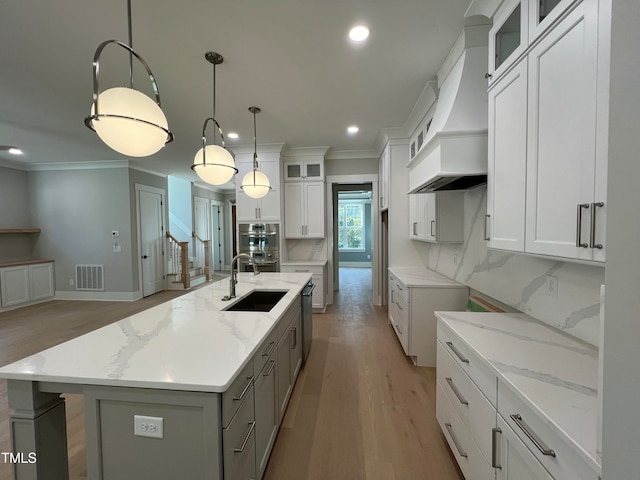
<box><xmin>0</xmin><ymin>166</ymin><xmax>36</xmax><ymax>261</ymax></box>
<box><xmin>30</xmin><ymin>167</ymin><xmax>135</xmax><ymax>294</ymax></box>
<box><xmin>325</xmin><ymin>157</ymin><xmax>378</xmax><ymax>176</ymax></box>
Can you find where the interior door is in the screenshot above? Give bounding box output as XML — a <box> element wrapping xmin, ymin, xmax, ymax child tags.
<box><xmin>139</xmin><ymin>189</ymin><xmax>164</xmax><ymax>297</ymax></box>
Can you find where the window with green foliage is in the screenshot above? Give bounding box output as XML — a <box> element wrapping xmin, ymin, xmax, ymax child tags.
<box><xmin>338</xmin><ymin>201</ymin><xmax>365</xmax><ymax>251</ymax></box>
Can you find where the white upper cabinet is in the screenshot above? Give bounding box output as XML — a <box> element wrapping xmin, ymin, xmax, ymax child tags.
<box><xmin>487</xmin><ymin>59</ymin><xmax>528</xmax><ymax>252</ymax></box>
<box><xmin>235</xmin><ymin>157</ymin><xmax>282</xmax><ymax>222</ymax></box>
<box><xmin>283</xmin><ymin>182</ymin><xmax>325</xmax><ymax>239</ymax></box>
<box><xmin>525</xmin><ymin>0</ymin><xmax>601</xmax><ymax>261</ymax></box>
<box><xmin>284</xmin><ymin>159</ymin><xmax>324</xmax><ymax>181</ymax></box>
<box><xmin>528</xmin><ymin>0</ymin><xmax>578</xmax><ymax>42</ymax></box>
<box><xmin>409</xmin><ymin>193</ymin><xmax>464</xmax><ymax>244</ymax></box>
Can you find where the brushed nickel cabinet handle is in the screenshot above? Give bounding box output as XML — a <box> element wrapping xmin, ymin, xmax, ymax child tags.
<box><xmin>413</xmin><ymin>222</ymin><xmax>418</xmax><ymax>236</ymax></box>
<box><xmin>446</xmin><ymin>341</ymin><xmax>469</xmax><ymax>364</ymax></box>
<box><xmin>492</xmin><ymin>427</ymin><xmax>502</xmax><ymax>469</ymax></box>
<box><xmin>576</xmin><ymin>203</ymin><xmax>590</xmax><ymax>248</ymax></box>
<box><xmin>261</xmin><ymin>340</ymin><xmax>276</xmax><ymax>357</ymax></box>
<box><xmin>234</xmin><ymin>421</ymin><xmax>256</xmax><ymax>453</ymax></box>
<box><xmin>263</xmin><ymin>359</ymin><xmax>276</xmax><ymax>377</ymax></box>
<box><xmin>290</xmin><ymin>327</ymin><xmax>297</xmax><ymax>349</ymax></box>
<box><xmin>445</xmin><ymin>377</ymin><xmax>468</xmax><ymax>405</ymax></box>
<box><xmin>445</xmin><ymin>423</ymin><xmax>468</xmax><ymax>458</ymax></box>
<box><xmin>232</xmin><ymin>376</ymin><xmax>253</xmax><ymax>401</ymax></box>
<box><xmin>590</xmin><ymin>202</ymin><xmax>604</xmax><ymax>249</ymax></box>
<box><xmin>484</xmin><ymin>214</ymin><xmax>491</xmax><ymax>241</ymax></box>
<box><xmin>510</xmin><ymin>414</ymin><xmax>556</xmax><ymax>457</ymax></box>
<box><xmin>431</xmin><ymin>220</ymin><xmax>435</xmax><ymax>237</ymax></box>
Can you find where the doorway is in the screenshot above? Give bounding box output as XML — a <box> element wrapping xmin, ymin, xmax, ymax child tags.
<box><xmin>211</xmin><ymin>200</ymin><xmax>225</xmax><ymax>272</ymax></box>
<box><xmin>325</xmin><ymin>175</ymin><xmax>380</xmax><ymax>306</ymax></box>
<box><xmin>136</xmin><ymin>184</ymin><xmax>166</xmax><ymax>297</ymax></box>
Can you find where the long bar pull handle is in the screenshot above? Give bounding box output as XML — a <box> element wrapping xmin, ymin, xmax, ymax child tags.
<box><xmin>412</xmin><ymin>222</ymin><xmax>418</xmax><ymax>236</ymax></box>
<box><xmin>290</xmin><ymin>327</ymin><xmax>297</xmax><ymax>349</ymax></box>
<box><xmin>431</xmin><ymin>220</ymin><xmax>435</xmax><ymax>237</ymax></box>
<box><xmin>510</xmin><ymin>414</ymin><xmax>556</xmax><ymax>457</ymax></box>
<box><xmin>484</xmin><ymin>214</ymin><xmax>491</xmax><ymax>241</ymax></box>
<box><xmin>232</xmin><ymin>376</ymin><xmax>254</xmax><ymax>401</ymax></box>
<box><xmin>444</xmin><ymin>423</ymin><xmax>468</xmax><ymax>458</ymax></box>
<box><xmin>263</xmin><ymin>359</ymin><xmax>276</xmax><ymax>376</ymax></box>
<box><xmin>590</xmin><ymin>202</ymin><xmax>604</xmax><ymax>249</ymax></box>
<box><xmin>445</xmin><ymin>377</ymin><xmax>469</xmax><ymax>405</ymax></box>
<box><xmin>391</xmin><ymin>290</ymin><xmax>395</xmax><ymax>305</ymax></box>
<box><xmin>234</xmin><ymin>421</ymin><xmax>256</xmax><ymax>453</ymax></box>
<box><xmin>576</xmin><ymin>203</ymin><xmax>589</xmax><ymax>248</ymax></box>
<box><xmin>261</xmin><ymin>340</ymin><xmax>276</xmax><ymax>357</ymax></box>
<box><xmin>492</xmin><ymin>427</ymin><xmax>502</xmax><ymax>469</ymax></box>
<box><xmin>446</xmin><ymin>341</ymin><xmax>469</xmax><ymax>364</ymax></box>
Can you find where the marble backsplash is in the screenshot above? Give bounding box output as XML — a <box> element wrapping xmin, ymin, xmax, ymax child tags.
<box><xmin>285</xmin><ymin>238</ymin><xmax>327</xmax><ymax>262</ymax></box>
<box><xmin>419</xmin><ymin>186</ymin><xmax>604</xmax><ymax>346</ymax></box>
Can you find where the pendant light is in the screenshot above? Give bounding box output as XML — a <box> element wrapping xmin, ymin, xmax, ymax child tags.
<box><xmin>84</xmin><ymin>0</ymin><xmax>173</xmax><ymax>157</ymax></box>
<box><xmin>241</xmin><ymin>107</ymin><xmax>271</xmax><ymax>199</ymax></box>
<box><xmin>191</xmin><ymin>52</ymin><xmax>238</xmax><ymax>185</ymax></box>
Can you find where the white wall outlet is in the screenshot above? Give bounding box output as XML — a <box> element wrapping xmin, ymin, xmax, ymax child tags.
<box><xmin>134</xmin><ymin>415</ymin><xmax>164</xmax><ymax>439</ymax></box>
<box><xmin>545</xmin><ymin>275</ymin><xmax>558</xmax><ymax>297</ymax></box>
<box><xmin>111</xmin><ymin>230</ymin><xmax>119</xmax><ymax>237</ymax></box>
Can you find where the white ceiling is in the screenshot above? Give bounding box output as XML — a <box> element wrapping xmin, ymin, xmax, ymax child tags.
<box><xmin>0</xmin><ymin>0</ymin><xmax>472</xmax><ymax>190</ymax></box>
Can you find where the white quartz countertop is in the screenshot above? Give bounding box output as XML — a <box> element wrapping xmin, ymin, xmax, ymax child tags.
<box><xmin>0</xmin><ymin>272</ymin><xmax>312</xmax><ymax>393</ymax></box>
<box><xmin>280</xmin><ymin>260</ymin><xmax>327</xmax><ymax>266</ymax></box>
<box><xmin>436</xmin><ymin>311</ymin><xmax>599</xmax><ymax>471</ymax></box>
<box><xmin>389</xmin><ymin>267</ymin><xmax>467</xmax><ymax>288</ymax></box>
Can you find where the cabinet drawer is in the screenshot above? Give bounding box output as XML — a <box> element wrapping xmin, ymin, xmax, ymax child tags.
<box><xmin>223</xmin><ymin>386</ymin><xmax>256</xmax><ymax>479</ymax></box>
<box><xmin>389</xmin><ymin>273</ymin><xmax>408</xmax><ymax>302</ymax></box>
<box><xmin>389</xmin><ymin>297</ymin><xmax>409</xmax><ymax>355</ymax></box>
<box><xmin>222</xmin><ymin>362</ymin><xmax>254</xmax><ymax>428</ymax></box>
<box><xmin>253</xmin><ymin>329</ymin><xmax>278</xmax><ymax>375</ymax></box>
<box><xmin>437</xmin><ymin>341</ymin><xmax>497</xmax><ymax>465</ymax></box>
<box><xmin>436</xmin><ymin>381</ymin><xmax>495</xmax><ymax>480</ymax></box>
<box><xmin>498</xmin><ymin>382</ymin><xmax>599</xmax><ymax>480</ymax></box>
<box><xmin>437</xmin><ymin>321</ymin><xmax>498</xmax><ymax>407</ymax></box>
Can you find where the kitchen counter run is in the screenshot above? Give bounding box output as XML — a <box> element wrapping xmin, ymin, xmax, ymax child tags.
<box><xmin>0</xmin><ymin>272</ymin><xmax>311</xmax><ymax>393</ymax></box>
<box><xmin>389</xmin><ymin>266</ymin><xmax>467</xmax><ymax>288</ymax></box>
<box><xmin>436</xmin><ymin>311</ymin><xmax>599</xmax><ymax>471</ymax></box>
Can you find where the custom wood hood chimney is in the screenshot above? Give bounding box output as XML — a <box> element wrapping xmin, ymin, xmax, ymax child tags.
<box><xmin>408</xmin><ymin>25</ymin><xmax>491</xmax><ymax>193</ymax></box>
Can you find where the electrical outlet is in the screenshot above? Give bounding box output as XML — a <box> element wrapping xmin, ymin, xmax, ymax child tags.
<box><xmin>134</xmin><ymin>415</ymin><xmax>163</xmax><ymax>439</ymax></box>
<box><xmin>69</xmin><ymin>278</ymin><xmax>74</xmax><ymax>286</ymax></box>
<box><xmin>545</xmin><ymin>275</ymin><xmax>558</xmax><ymax>297</ymax></box>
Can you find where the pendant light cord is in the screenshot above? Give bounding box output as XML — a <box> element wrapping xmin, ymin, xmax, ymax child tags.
<box><xmin>253</xmin><ymin>109</ymin><xmax>258</xmax><ymax>171</ymax></box>
<box><xmin>212</xmin><ymin>62</ymin><xmax>217</xmax><ymax>145</ymax></box>
<box><xmin>127</xmin><ymin>0</ymin><xmax>134</xmax><ymax>89</ymax></box>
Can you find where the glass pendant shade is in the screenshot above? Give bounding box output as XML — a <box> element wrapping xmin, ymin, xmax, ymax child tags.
<box><xmin>192</xmin><ymin>144</ymin><xmax>236</xmax><ymax>185</ymax></box>
<box><xmin>241</xmin><ymin>169</ymin><xmax>271</xmax><ymax>199</ymax></box>
<box><xmin>90</xmin><ymin>87</ymin><xmax>169</xmax><ymax>157</ymax></box>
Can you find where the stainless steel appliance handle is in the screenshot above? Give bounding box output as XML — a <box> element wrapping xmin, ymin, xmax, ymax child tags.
<box><xmin>590</xmin><ymin>202</ymin><xmax>604</xmax><ymax>249</ymax></box>
<box><xmin>576</xmin><ymin>203</ymin><xmax>589</xmax><ymax>248</ymax></box>
<box><xmin>445</xmin><ymin>377</ymin><xmax>468</xmax><ymax>405</ymax></box>
<box><xmin>446</xmin><ymin>341</ymin><xmax>469</xmax><ymax>364</ymax></box>
<box><xmin>240</xmin><ymin>232</ymin><xmax>277</xmax><ymax>237</ymax></box>
<box><xmin>302</xmin><ymin>283</ymin><xmax>315</xmax><ymax>296</ymax></box>
<box><xmin>492</xmin><ymin>427</ymin><xmax>502</xmax><ymax>469</ymax></box>
<box><xmin>510</xmin><ymin>414</ymin><xmax>556</xmax><ymax>457</ymax></box>
<box><xmin>444</xmin><ymin>423</ymin><xmax>468</xmax><ymax>458</ymax></box>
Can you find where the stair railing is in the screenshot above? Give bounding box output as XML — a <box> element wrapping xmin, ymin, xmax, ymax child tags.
<box><xmin>193</xmin><ymin>232</ymin><xmax>212</xmax><ymax>281</ymax></box>
<box><xmin>166</xmin><ymin>232</ymin><xmax>190</xmax><ymax>289</ymax></box>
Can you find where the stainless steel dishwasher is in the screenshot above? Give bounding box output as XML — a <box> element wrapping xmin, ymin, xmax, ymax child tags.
<box><xmin>301</xmin><ymin>280</ymin><xmax>314</xmax><ymax>363</ymax></box>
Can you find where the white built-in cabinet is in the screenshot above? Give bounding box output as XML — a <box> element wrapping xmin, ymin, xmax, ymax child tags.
<box><xmin>280</xmin><ymin>263</ymin><xmax>325</xmax><ymax>311</ymax></box>
<box><xmin>283</xmin><ymin>182</ymin><xmax>325</xmax><ymax>238</ymax></box>
<box><xmin>379</xmin><ymin>145</ymin><xmax>390</xmax><ymax>211</ymax></box>
<box><xmin>283</xmin><ymin>153</ymin><xmax>325</xmax><ymax>239</ymax></box>
<box><xmin>409</xmin><ymin>192</ymin><xmax>464</xmax><ymax>243</ymax></box>
<box><xmin>486</xmin><ymin>0</ymin><xmax>606</xmax><ymax>263</ymax></box>
<box><xmin>487</xmin><ymin>59</ymin><xmax>528</xmax><ymax>251</ymax></box>
<box><xmin>235</xmin><ymin>159</ymin><xmax>281</xmax><ymax>222</ymax></box>
<box><xmin>0</xmin><ymin>262</ymin><xmax>54</xmax><ymax>308</ymax></box>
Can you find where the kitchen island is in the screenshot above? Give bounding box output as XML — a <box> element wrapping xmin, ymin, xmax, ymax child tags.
<box><xmin>0</xmin><ymin>272</ymin><xmax>312</xmax><ymax>480</ymax></box>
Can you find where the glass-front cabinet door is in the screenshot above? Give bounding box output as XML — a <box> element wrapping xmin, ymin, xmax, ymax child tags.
<box><xmin>488</xmin><ymin>0</ymin><xmax>528</xmax><ymax>84</ymax></box>
<box><xmin>528</xmin><ymin>0</ymin><xmax>575</xmax><ymax>42</ymax></box>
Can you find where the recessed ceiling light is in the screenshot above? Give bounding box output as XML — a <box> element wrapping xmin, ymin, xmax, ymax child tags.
<box><xmin>227</xmin><ymin>132</ymin><xmax>239</xmax><ymax>140</ymax></box>
<box><xmin>347</xmin><ymin>125</ymin><xmax>359</xmax><ymax>134</ymax></box>
<box><xmin>349</xmin><ymin>25</ymin><xmax>370</xmax><ymax>42</ymax></box>
<box><xmin>0</xmin><ymin>145</ymin><xmax>24</xmax><ymax>155</ymax></box>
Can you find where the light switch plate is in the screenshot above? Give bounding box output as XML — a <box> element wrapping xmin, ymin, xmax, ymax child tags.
<box><xmin>134</xmin><ymin>415</ymin><xmax>164</xmax><ymax>438</ymax></box>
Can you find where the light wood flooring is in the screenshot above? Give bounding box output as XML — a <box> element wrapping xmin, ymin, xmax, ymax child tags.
<box><xmin>0</xmin><ymin>269</ymin><xmax>463</xmax><ymax>479</ymax></box>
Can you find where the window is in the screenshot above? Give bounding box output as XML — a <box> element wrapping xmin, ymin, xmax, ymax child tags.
<box><xmin>338</xmin><ymin>201</ymin><xmax>365</xmax><ymax>251</ymax></box>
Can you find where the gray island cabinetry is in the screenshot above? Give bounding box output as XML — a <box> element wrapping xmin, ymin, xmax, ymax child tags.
<box><xmin>0</xmin><ymin>272</ymin><xmax>310</xmax><ymax>480</ymax></box>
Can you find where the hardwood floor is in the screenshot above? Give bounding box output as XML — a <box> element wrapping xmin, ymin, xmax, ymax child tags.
<box><xmin>0</xmin><ymin>269</ymin><xmax>463</xmax><ymax>480</ymax></box>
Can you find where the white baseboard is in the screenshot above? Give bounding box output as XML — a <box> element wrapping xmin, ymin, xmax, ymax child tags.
<box><xmin>54</xmin><ymin>290</ymin><xmax>143</xmax><ymax>302</ymax></box>
<box><xmin>0</xmin><ymin>297</ymin><xmax>54</xmax><ymax>312</ymax></box>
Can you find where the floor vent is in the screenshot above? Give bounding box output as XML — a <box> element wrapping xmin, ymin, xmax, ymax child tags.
<box><xmin>75</xmin><ymin>264</ymin><xmax>104</xmax><ymax>291</ymax></box>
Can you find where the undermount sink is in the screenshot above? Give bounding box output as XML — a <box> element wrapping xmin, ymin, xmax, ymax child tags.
<box><xmin>223</xmin><ymin>290</ymin><xmax>288</xmax><ymax>312</ymax></box>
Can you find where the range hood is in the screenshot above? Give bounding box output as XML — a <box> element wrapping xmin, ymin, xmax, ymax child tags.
<box><xmin>408</xmin><ymin>26</ymin><xmax>490</xmax><ymax>194</ymax></box>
